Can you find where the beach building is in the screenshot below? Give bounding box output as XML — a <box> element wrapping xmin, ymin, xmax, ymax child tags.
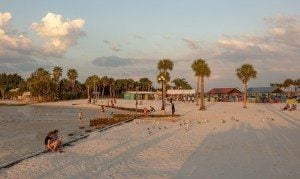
<box><xmin>17</xmin><ymin>91</ymin><xmax>31</xmax><ymax>102</ymax></box>
<box><xmin>247</xmin><ymin>87</ymin><xmax>284</xmax><ymax>103</ymax></box>
<box><xmin>207</xmin><ymin>88</ymin><xmax>241</xmax><ymax>102</ymax></box>
<box><xmin>166</xmin><ymin>89</ymin><xmax>195</xmax><ymax>101</ymax></box>
<box><xmin>123</xmin><ymin>91</ymin><xmax>155</xmax><ymax>100</ymax></box>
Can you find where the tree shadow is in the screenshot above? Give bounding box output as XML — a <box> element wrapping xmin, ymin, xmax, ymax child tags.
<box><xmin>176</xmin><ymin>123</ymin><xmax>300</xmax><ymax>178</ymax></box>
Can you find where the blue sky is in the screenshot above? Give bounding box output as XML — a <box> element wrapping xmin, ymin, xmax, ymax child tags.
<box><xmin>0</xmin><ymin>0</ymin><xmax>299</xmax><ymax>89</ymax></box>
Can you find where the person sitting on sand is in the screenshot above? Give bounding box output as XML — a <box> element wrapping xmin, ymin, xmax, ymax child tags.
<box><xmin>283</xmin><ymin>103</ymin><xmax>290</xmax><ymax>110</ymax></box>
<box><xmin>44</xmin><ymin>131</ymin><xmax>58</xmax><ymax>152</ymax></box>
<box><xmin>51</xmin><ymin>129</ymin><xmax>62</xmax><ymax>150</ymax></box>
<box><xmin>143</xmin><ymin>107</ymin><xmax>149</xmax><ymax>116</ymax></box>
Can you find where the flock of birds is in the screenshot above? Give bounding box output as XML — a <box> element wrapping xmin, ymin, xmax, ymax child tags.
<box><xmin>136</xmin><ymin>112</ymin><xmax>276</xmax><ymax>136</ymax></box>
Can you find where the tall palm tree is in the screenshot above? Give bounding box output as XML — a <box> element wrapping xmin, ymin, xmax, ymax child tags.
<box><xmin>85</xmin><ymin>75</ymin><xmax>101</xmax><ymax>100</ymax></box>
<box><xmin>191</xmin><ymin>59</ymin><xmax>211</xmax><ymax>110</ymax></box>
<box><xmin>236</xmin><ymin>64</ymin><xmax>257</xmax><ymax>108</ymax></box>
<box><xmin>283</xmin><ymin>79</ymin><xmax>294</xmax><ymax>97</ymax></box>
<box><xmin>101</xmin><ymin>76</ymin><xmax>110</xmax><ymax>97</ymax></box>
<box><xmin>157</xmin><ymin>59</ymin><xmax>174</xmax><ymax>106</ymax></box>
<box><xmin>67</xmin><ymin>69</ymin><xmax>78</xmax><ymax>93</ymax></box>
<box><xmin>52</xmin><ymin>66</ymin><xmax>63</xmax><ymax>84</ymax></box>
<box><xmin>52</xmin><ymin>66</ymin><xmax>63</xmax><ymax>100</ymax></box>
<box><xmin>109</xmin><ymin>78</ymin><xmax>115</xmax><ymax>97</ymax></box>
<box><xmin>294</xmin><ymin>79</ymin><xmax>300</xmax><ymax>96</ymax></box>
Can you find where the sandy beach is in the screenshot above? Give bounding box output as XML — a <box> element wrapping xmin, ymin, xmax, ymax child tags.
<box><xmin>0</xmin><ymin>100</ymin><xmax>299</xmax><ymax>178</ymax></box>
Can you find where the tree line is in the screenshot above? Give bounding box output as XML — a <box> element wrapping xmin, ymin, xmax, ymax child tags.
<box><xmin>2</xmin><ymin>58</ymin><xmax>298</xmax><ymax>109</ymax></box>
<box><xmin>0</xmin><ymin>66</ymin><xmax>193</xmax><ymax>102</ymax></box>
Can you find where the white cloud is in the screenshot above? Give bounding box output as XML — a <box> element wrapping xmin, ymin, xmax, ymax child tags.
<box><xmin>32</xmin><ymin>13</ymin><xmax>85</xmax><ymax>56</ymax></box>
<box><xmin>0</xmin><ymin>12</ymin><xmax>85</xmax><ymax>74</ymax></box>
<box><xmin>269</xmin><ymin>27</ymin><xmax>286</xmax><ymax>36</ymax></box>
<box><xmin>0</xmin><ymin>12</ymin><xmax>34</xmax><ymax>57</ymax></box>
<box><xmin>0</xmin><ymin>12</ymin><xmax>11</xmax><ymax>28</ymax></box>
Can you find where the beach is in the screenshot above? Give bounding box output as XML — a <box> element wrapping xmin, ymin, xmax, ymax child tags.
<box><xmin>0</xmin><ymin>100</ymin><xmax>299</xmax><ymax>178</ymax></box>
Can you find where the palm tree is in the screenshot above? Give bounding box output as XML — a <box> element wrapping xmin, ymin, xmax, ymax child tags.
<box><xmin>294</xmin><ymin>79</ymin><xmax>300</xmax><ymax>96</ymax></box>
<box><xmin>172</xmin><ymin>78</ymin><xmax>192</xmax><ymax>89</ymax></box>
<box><xmin>109</xmin><ymin>78</ymin><xmax>115</xmax><ymax>97</ymax></box>
<box><xmin>52</xmin><ymin>66</ymin><xmax>63</xmax><ymax>100</ymax></box>
<box><xmin>85</xmin><ymin>75</ymin><xmax>101</xmax><ymax>100</ymax></box>
<box><xmin>236</xmin><ymin>64</ymin><xmax>257</xmax><ymax>108</ymax></box>
<box><xmin>283</xmin><ymin>79</ymin><xmax>294</xmax><ymax>97</ymax></box>
<box><xmin>191</xmin><ymin>59</ymin><xmax>211</xmax><ymax>110</ymax></box>
<box><xmin>157</xmin><ymin>59</ymin><xmax>174</xmax><ymax>105</ymax></box>
<box><xmin>67</xmin><ymin>69</ymin><xmax>78</xmax><ymax>93</ymax></box>
<box><xmin>139</xmin><ymin>78</ymin><xmax>152</xmax><ymax>91</ymax></box>
<box><xmin>101</xmin><ymin>76</ymin><xmax>110</xmax><ymax>97</ymax></box>
<box><xmin>29</xmin><ymin>68</ymin><xmax>54</xmax><ymax>101</ymax></box>
<box><xmin>52</xmin><ymin>66</ymin><xmax>63</xmax><ymax>84</ymax></box>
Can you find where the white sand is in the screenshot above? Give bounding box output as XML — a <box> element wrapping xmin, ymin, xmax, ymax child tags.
<box><xmin>0</xmin><ymin>100</ymin><xmax>299</xmax><ymax>178</ymax></box>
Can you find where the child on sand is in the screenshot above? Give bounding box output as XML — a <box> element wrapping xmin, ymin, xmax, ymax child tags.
<box><xmin>78</xmin><ymin>109</ymin><xmax>83</xmax><ymax>127</ymax></box>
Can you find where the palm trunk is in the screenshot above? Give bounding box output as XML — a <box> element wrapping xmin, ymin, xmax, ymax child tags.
<box><xmin>87</xmin><ymin>85</ymin><xmax>90</xmax><ymax>99</ymax></box>
<box><xmin>243</xmin><ymin>82</ymin><xmax>247</xmax><ymax>108</ymax></box>
<box><xmin>102</xmin><ymin>86</ymin><xmax>105</xmax><ymax>98</ymax></box>
<box><xmin>163</xmin><ymin>81</ymin><xmax>165</xmax><ymax>108</ymax></box>
<box><xmin>196</xmin><ymin>76</ymin><xmax>199</xmax><ymax>106</ymax></box>
<box><xmin>109</xmin><ymin>85</ymin><xmax>112</xmax><ymax>97</ymax></box>
<box><xmin>200</xmin><ymin>76</ymin><xmax>205</xmax><ymax>110</ymax></box>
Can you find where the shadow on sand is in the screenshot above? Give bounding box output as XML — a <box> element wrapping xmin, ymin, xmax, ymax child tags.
<box><xmin>176</xmin><ymin>122</ymin><xmax>300</xmax><ymax>178</ymax></box>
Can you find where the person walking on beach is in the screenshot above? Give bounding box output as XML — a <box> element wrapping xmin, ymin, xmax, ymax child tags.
<box><xmin>171</xmin><ymin>103</ymin><xmax>175</xmax><ymax>117</ymax></box>
<box><xmin>78</xmin><ymin>109</ymin><xmax>83</xmax><ymax>127</ymax></box>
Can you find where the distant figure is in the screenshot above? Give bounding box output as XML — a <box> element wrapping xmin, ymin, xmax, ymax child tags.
<box><xmin>289</xmin><ymin>104</ymin><xmax>297</xmax><ymax>111</ymax></box>
<box><xmin>283</xmin><ymin>103</ymin><xmax>290</xmax><ymax>110</ymax></box>
<box><xmin>111</xmin><ymin>100</ymin><xmax>114</xmax><ymax>108</ymax></box>
<box><xmin>143</xmin><ymin>107</ymin><xmax>149</xmax><ymax>116</ymax></box>
<box><xmin>150</xmin><ymin>106</ymin><xmax>155</xmax><ymax>112</ymax></box>
<box><xmin>171</xmin><ymin>103</ymin><xmax>175</xmax><ymax>117</ymax></box>
<box><xmin>170</xmin><ymin>97</ymin><xmax>173</xmax><ymax>104</ymax></box>
<box><xmin>44</xmin><ymin>131</ymin><xmax>58</xmax><ymax>152</ymax></box>
<box><xmin>78</xmin><ymin>109</ymin><xmax>83</xmax><ymax>127</ymax></box>
<box><xmin>101</xmin><ymin>105</ymin><xmax>105</xmax><ymax>112</ymax></box>
<box><xmin>51</xmin><ymin>129</ymin><xmax>62</xmax><ymax>150</ymax></box>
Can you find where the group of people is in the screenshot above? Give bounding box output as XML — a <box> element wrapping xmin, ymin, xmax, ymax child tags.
<box><xmin>283</xmin><ymin>103</ymin><xmax>297</xmax><ymax>111</ymax></box>
<box><xmin>44</xmin><ymin>129</ymin><xmax>62</xmax><ymax>152</ymax></box>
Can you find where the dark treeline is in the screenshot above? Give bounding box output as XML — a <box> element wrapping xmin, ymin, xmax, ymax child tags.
<box><xmin>0</xmin><ymin>65</ymin><xmax>193</xmax><ymax>102</ymax></box>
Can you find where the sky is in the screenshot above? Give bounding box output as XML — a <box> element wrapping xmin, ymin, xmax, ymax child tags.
<box><xmin>0</xmin><ymin>0</ymin><xmax>299</xmax><ymax>90</ymax></box>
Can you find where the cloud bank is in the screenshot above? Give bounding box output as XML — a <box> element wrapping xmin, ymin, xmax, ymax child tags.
<box><xmin>0</xmin><ymin>12</ymin><xmax>85</xmax><ymax>73</ymax></box>
<box><xmin>92</xmin><ymin>56</ymin><xmax>135</xmax><ymax>67</ymax></box>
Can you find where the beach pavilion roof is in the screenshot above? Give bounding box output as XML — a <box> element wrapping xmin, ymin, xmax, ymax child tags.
<box><xmin>207</xmin><ymin>88</ymin><xmax>241</xmax><ymax>94</ymax></box>
<box><xmin>167</xmin><ymin>89</ymin><xmax>195</xmax><ymax>95</ymax></box>
<box><xmin>247</xmin><ymin>87</ymin><xmax>284</xmax><ymax>94</ymax></box>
